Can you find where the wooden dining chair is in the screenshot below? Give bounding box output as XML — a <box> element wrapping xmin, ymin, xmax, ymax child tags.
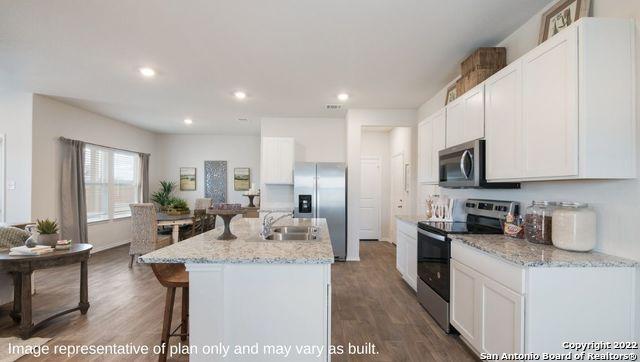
<box><xmin>180</xmin><ymin>209</ymin><xmax>207</xmax><ymax>240</ymax></box>
<box><xmin>151</xmin><ymin>263</ymin><xmax>188</xmax><ymax>362</ymax></box>
<box><xmin>194</xmin><ymin>198</ymin><xmax>216</xmax><ymax>232</ymax></box>
<box><xmin>129</xmin><ymin>204</ymin><xmax>172</xmax><ymax>268</ymax></box>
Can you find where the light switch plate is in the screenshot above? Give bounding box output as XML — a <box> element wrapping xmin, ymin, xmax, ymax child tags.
<box><xmin>7</xmin><ymin>181</ymin><xmax>16</xmax><ymax>190</ymax></box>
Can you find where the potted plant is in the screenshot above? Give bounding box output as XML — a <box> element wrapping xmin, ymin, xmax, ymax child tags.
<box><xmin>36</xmin><ymin>219</ymin><xmax>59</xmax><ymax>247</ymax></box>
<box><xmin>166</xmin><ymin>197</ymin><xmax>190</xmax><ymax>215</ymax></box>
<box><xmin>151</xmin><ymin>181</ymin><xmax>176</xmax><ymax>211</ymax></box>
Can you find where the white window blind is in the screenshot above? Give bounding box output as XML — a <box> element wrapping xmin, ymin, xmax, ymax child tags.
<box><xmin>84</xmin><ymin>145</ymin><xmax>140</xmax><ymax>223</ymax></box>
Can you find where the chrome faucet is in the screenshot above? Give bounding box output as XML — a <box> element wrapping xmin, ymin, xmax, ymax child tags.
<box><xmin>260</xmin><ymin>211</ymin><xmax>293</xmax><ymax>239</ymax></box>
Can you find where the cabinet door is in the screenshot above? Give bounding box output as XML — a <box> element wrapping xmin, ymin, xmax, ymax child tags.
<box><xmin>261</xmin><ymin>137</ymin><xmax>279</xmax><ymax>184</ymax></box>
<box><xmin>404</xmin><ymin>235</ymin><xmax>417</xmax><ymax>291</ymax></box>
<box><xmin>462</xmin><ymin>84</ymin><xmax>485</xmax><ymax>142</ymax></box>
<box><xmin>451</xmin><ymin>260</ymin><xmax>481</xmax><ymax>350</ymax></box>
<box><xmin>278</xmin><ymin>137</ymin><xmax>295</xmax><ymax>184</ymax></box>
<box><xmin>522</xmin><ymin>26</ymin><xmax>578</xmax><ymax>178</ymax></box>
<box><xmin>446</xmin><ymin>99</ymin><xmax>464</xmax><ymax>147</ymax></box>
<box><xmin>417</xmin><ymin>119</ymin><xmax>432</xmax><ymax>183</ymax></box>
<box><xmin>432</xmin><ymin>110</ymin><xmax>446</xmax><ymax>182</ymax></box>
<box><xmin>395</xmin><ymin>231</ymin><xmax>407</xmax><ymax>276</ymax></box>
<box><xmin>485</xmin><ymin>61</ymin><xmax>524</xmax><ymax>180</ymax></box>
<box><xmin>480</xmin><ymin>276</ymin><xmax>524</xmax><ymax>354</ymax></box>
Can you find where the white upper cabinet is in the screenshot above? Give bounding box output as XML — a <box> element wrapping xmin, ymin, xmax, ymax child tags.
<box><xmin>522</xmin><ymin>25</ymin><xmax>579</xmax><ymax>178</ymax></box>
<box><xmin>485</xmin><ymin>18</ymin><xmax>636</xmax><ymax>182</ymax></box>
<box><xmin>446</xmin><ymin>84</ymin><xmax>485</xmax><ymax>148</ymax></box>
<box><xmin>485</xmin><ymin>61</ymin><xmax>524</xmax><ymax>180</ymax></box>
<box><xmin>261</xmin><ymin>137</ymin><xmax>295</xmax><ymax>184</ymax></box>
<box><xmin>462</xmin><ymin>84</ymin><xmax>485</xmax><ymax>143</ymax></box>
<box><xmin>445</xmin><ymin>98</ymin><xmax>464</xmax><ymax>147</ymax></box>
<box><xmin>418</xmin><ymin>109</ymin><xmax>446</xmax><ymax>184</ymax></box>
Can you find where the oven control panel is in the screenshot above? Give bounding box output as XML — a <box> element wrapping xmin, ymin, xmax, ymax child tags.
<box><xmin>465</xmin><ymin>199</ymin><xmax>519</xmax><ymax>219</ymax></box>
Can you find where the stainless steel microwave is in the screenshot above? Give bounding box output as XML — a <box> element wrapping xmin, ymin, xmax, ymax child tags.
<box><xmin>438</xmin><ymin>140</ymin><xmax>520</xmax><ymax>189</ymax></box>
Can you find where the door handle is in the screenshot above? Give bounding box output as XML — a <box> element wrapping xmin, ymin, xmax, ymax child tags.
<box><xmin>460</xmin><ymin>150</ymin><xmax>473</xmax><ymax>179</ymax></box>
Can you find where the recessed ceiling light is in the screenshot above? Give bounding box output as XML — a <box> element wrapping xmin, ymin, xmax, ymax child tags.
<box><xmin>139</xmin><ymin>67</ymin><xmax>156</xmax><ymax>78</ymax></box>
<box><xmin>234</xmin><ymin>91</ymin><xmax>247</xmax><ymax>100</ymax></box>
<box><xmin>337</xmin><ymin>93</ymin><xmax>349</xmax><ymax>101</ymax></box>
<box><xmin>183</xmin><ymin>118</ymin><xmax>193</xmax><ymax>125</ymax></box>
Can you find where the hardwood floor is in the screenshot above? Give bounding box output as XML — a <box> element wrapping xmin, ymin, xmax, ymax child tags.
<box><xmin>0</xmin><ymin>241</ymin><xmax>473</xmax><ymax>361</ymax></box>
<box><xmin>332</xmin><ymin>241</ymin><xmax>474</xmax><ymax>362</ymax></box>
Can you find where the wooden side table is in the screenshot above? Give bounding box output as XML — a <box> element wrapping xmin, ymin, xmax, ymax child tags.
<box><xmin>0</xmin><ymin>243</ymin><xmax>93</xmax><ymax>339</ymax></box>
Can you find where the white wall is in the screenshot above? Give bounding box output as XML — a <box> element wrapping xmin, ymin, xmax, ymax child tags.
<box><xmin>31</xmin><ymin>95</ymin><xmax>160</xmax><ymax>252</ymax></box>
<box><xmin>0</xmin><ymin>91</ymin><xmax>33</xmax><ymax>223</ymax></box>
<box><xmin>389</xmin><ymin>127</ymin><xmax>413</xmax><ymax>242</ymax></box>
<box><xmin>361</xmin><ymin>130</ymin><xmax>391</xmax><ymax>241</ymax></box>
<box><xmin>155</xmin><ymin>134</ymin><xmax>260</xmax><ymax>207</ymax></box>
<box><xmin>415</xmin><ymin>0</ymin><xmax>640</xmax><ymax>338</ymax></box>
<box><xmin>260</xmin><ymin>117</ymin><xmax>346</xmax><ymax>209</ymax></box>
<box><xmin>346</xmin><ymin>109</ymin><xmax>417</xmax><ymax>260</ymax></box>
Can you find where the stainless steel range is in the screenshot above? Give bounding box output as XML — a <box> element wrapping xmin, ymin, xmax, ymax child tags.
<box><xmin>416</xmin><ymin>199</ymin><xmax>519</xmax><ymax>333</ymax></box>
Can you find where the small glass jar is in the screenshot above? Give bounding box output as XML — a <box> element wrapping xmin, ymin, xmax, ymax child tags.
<box><xmin>552</xmin><ymin>202</ymin><xmax>597</xmax><ymax>252</ymax></box>
<box><xmin>524</xmin><ymin>201</ymin><xmax>557</xmax><ymax>244</ymax></box>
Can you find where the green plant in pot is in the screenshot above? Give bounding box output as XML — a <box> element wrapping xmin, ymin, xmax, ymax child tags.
<box><xmin>36</xmin><ymin>219</ymin><xmax>59</xmax><ymax>247</ymax></box>
<box><xmin>151</xmin><ymin>181</ymin><xmax>176</xmax><ymax>211</ymax></box>
<box><xmin>166</xmin><ymin>197</ymin><xmax>190</xmax><ymax>215</ymax></box>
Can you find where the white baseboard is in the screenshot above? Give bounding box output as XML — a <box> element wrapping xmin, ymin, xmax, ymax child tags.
<box><xmin>345</xmin><ymin>256</ymin><xmax>360</xmax><ymax>262</ymax></box>
<box><xmin>91</xmin><ymin>239</ymin><xmax>130</xmax><ymax>253</ymax></box>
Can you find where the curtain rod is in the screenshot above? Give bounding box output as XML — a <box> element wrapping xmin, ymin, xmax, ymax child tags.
<box><xmin>58</xmin><ymin>137</ymin><xmax>150</xmax><ymax>156</ymax></box>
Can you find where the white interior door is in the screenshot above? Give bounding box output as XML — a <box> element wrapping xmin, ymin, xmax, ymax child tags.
<box><xmin>359</xmin><ymin>158</ymin><xmax>381</xmax><ymax>240</ymax></box>
<box><xmin>391</xmin><ymin>153</ymin><xmax>406</xmax><ymax>220</ymax></box>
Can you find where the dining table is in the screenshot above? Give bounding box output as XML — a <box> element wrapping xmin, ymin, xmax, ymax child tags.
<box><xmin>157</xmin><ymin>212</ymin><xmax>194</xmax><ymax>243</ymax></box>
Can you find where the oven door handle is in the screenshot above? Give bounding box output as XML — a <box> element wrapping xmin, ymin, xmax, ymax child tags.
<box><xmin>418</xmin><ymin>228</ymin><xmax>446</xmax><ymax>241</ymax></box>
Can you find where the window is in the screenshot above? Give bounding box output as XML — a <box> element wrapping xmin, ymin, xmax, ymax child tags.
<box><xmin>84</xmin><ymin>145</ymin><xmax>140</xmax><ymax>223</ymax></box>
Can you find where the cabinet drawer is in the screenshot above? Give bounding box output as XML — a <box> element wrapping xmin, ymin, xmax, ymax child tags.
<box><xmin>397</xmin><ymin>220</ymin><xmax>417</xmax><ymax>239</ymax></box>
<box><xmin>451</xmin><ymin>240</ymin><xmax>525</xmax><ymax>294</ymax></box>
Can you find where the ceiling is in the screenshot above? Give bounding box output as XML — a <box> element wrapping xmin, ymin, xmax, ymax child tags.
<box><xmin>0</xmin><ymin>0</ymin><xmax>552</xmax><ymax>135</ymax></box>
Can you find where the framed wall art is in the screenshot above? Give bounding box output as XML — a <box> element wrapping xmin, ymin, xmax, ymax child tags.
<box><xmin>179</xmin><ymin>167</ymin><xmax>197</xmax><ymax>191</ymax></box>
<box><xmin>234</xmin><ymin>168</ymin><xmax>250</xmax><ymax>191</ymax></box>
<box><xmin>539</xmin><ymin>0</ymin><xmax>590</xmax><ymax>44</ymax></box>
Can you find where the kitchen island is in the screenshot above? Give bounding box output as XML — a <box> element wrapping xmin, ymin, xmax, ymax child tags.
<box><xmin>140</xmin><ymin>217</ymin><xmax>334</xmax><ymax>361</ymax></box>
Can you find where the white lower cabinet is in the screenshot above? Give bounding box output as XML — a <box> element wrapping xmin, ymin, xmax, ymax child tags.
<box><xmin>479</xmin><ymin>275</ymin><xmax>524</xmax><ymax>354</ymax></box>
<box><xmin>450</xmin><ymin>260</ymin><xmax>480</xmax><ymax>347</ymax></box>
<box><xmin>451</xmin><ymin>259</ymin><xmax>523</xmax><ymax>354</ymax></box>
<box><xmin>451</xmin><ymin>240</ymin><xmax>636</xmax><ymax>356</ymax></box>
<box><xmin>395</xmin><ymin>219</ymin><xmax>417</xmax><ymax>291</ymax></box>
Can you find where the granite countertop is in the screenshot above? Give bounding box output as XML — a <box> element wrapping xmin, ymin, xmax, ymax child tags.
<box><xmin>395</xmin><ymin>215</ymin><xmax>425</xmax><ymax>225</ymax></box>
<box><xmin>452</xmin><ymin>234</ymin><xmax>638</xmax><ymax>268</ymax></box>
<box><xmin>139</xmin><ymin>218</ymin><xmax>334</xmax><ymax>264</ymax></box>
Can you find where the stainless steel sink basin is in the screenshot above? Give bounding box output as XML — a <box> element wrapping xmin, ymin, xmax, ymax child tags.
<box><xmin>264</xmin><ymin>232</ymin><xmax>318</xmax><ymax>241</ymax></box>
<box><xmin>271</xmin><ymin>226</ymin><xmax>319</xmax><ymax>234</ymax></box>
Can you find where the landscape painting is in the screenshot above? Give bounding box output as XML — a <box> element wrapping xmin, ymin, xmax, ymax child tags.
<box><xmin>179</xmin><ymin>167</ymin><xmax>196</xmax><ymax>191</ymax></box>
<box><xmin>234</xmin><ymin>168</ymin><xmax>250</xmax><ymax>191</ymax></box>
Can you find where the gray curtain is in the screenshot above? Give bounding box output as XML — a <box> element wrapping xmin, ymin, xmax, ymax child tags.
<box><xmin>139</xmin><ymin>153</ymin><xmax>150</xmax><ymax>202</ymax></box>
<box><xmin>60</xmin><ymin>138</ymin><xmax>88</xmax><ymax>243</ymax></box>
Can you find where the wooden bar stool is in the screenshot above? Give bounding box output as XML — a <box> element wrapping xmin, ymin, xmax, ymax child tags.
<box><xmin>151</xmin><ymin>263</ymin><xmax>189</xmax><ymax>362</ymax></box>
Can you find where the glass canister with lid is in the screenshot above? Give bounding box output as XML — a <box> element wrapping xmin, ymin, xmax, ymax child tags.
<box><xmin>524</xmin><ymin>201</ymin><xmax>557</xmax><ymax>244</ymax></box>
<box><xmin>551</xmin><ymin>202</ymin><xmax>597</xmax><ymax>251</ymax></box>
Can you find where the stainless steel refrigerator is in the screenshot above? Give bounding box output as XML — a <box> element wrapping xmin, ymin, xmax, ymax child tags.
<box><xmin>293</xmin><ymin>162</ymin><xmax>347</xmax><ymax>261</ymax></box>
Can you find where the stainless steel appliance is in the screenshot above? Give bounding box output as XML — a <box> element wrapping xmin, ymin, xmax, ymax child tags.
<box><xmin>294</xmin><ymin>162</ymin><xmax>347</xmax><ymax>260</ymax></box>
<box><xmin>417</xmin><ymin>199</ymin><xmax>519</xmax><ymax>333</ymax></box>
<box><xmin>438</xmin><ymin>139</ymin><xmax>520</xmax><ymax>189</ymax></box>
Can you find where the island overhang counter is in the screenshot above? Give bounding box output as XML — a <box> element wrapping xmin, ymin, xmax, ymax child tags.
<box><xmin>140</xmin><ymin>217</ymin><xmax>334</xmax><ymax>362</ymax></box>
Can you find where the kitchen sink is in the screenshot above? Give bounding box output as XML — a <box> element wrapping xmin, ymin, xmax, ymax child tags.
<box><xmin>271</xmin><ymin>226</ymin><xmax>319</xmax><ymax>234</ymax></box>
<box><xmin>264</xmin><ymin>232</ymin><xmax>318</xmax><ymax>241</ymax></box>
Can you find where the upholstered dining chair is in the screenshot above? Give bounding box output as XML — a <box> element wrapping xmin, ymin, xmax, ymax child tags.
<box><xmin>194</xmin><ymin>198</ymin><xmax>212</xmax><ymax>210</ymax></box>
<box><xmin>129</xmin><ymin>203</ymin><xmax>172</xmax><ymax>268</ymax></box>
